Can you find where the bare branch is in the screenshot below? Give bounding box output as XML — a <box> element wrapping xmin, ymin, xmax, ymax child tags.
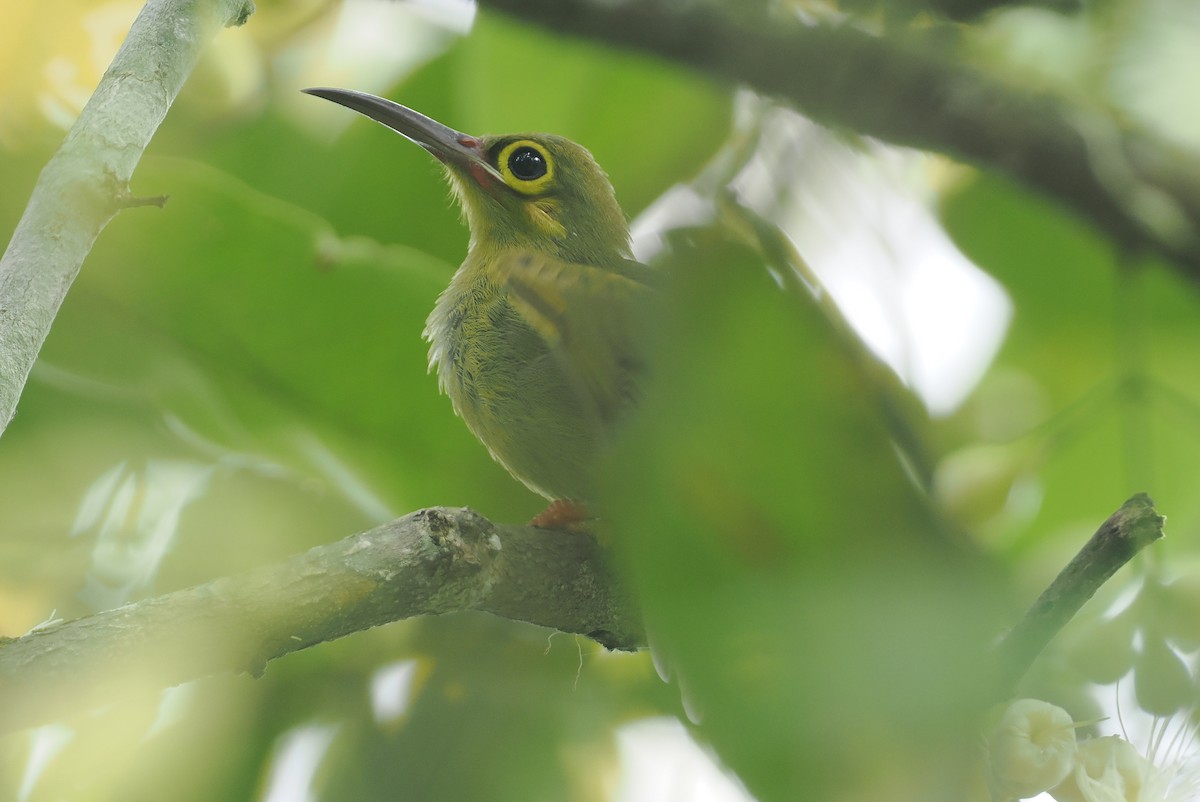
<box><xmin>476</xmin><ymin>0</ymin><xmax>1200</xmax><ymax>281</ymax></box>
<box><xmin>0</xmin><ymin>0</ymin><xmax>255</xmax><ymax>436</ymax></box>
<box><xmin>0</xmin><ymin>507</ymin><xmax>642</xmax><ymax>735</ymax></box>
<box><xmin>995</xmin><ymin>493</ymin><xmax>1165</xmax><ymax>694</ymax></box>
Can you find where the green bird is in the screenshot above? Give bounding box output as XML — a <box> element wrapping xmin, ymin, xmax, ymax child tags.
<box><xmin>303</xmin><ymin>88</ymin><xmax>655</xmax><ymax>527</ymax></box>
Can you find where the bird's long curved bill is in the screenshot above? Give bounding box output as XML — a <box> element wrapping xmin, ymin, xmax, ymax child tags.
<box><xmin>302</xmin><ymin>87</ymin><xmax>499</xmax><ymax>180</ymax></box>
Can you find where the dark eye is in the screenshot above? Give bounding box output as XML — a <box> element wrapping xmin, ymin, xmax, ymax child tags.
<box><xmin>507</xmin><ymin>146</ymin><xmax>547</xmax><ymax>181</ymax></box>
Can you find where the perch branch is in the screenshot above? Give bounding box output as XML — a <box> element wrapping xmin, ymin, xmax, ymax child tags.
<box><xmin>478</xmin><ymin>0</ymin><xmax>1200</xmax><ymax>281</ymax></box>
<box><xmin>0</xmin><ymin>507</ymin><xmax>643</xmax><ymax>735</ymax></box>
<box><xmin>994</xmin><ymin>492</ymin><xmax>1164</xmax><ymax>695</ymax></box>
<box><xmin>0</xmin><ymin>0</ymin><xmax>255</xmax><ymax>436</ymax></box>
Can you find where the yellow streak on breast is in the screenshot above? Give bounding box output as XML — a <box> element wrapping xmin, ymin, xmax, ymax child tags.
<box><xmin>525</xmin><ymin>199</ymin><xmax>567</xmax><ymax>240</ymax></box>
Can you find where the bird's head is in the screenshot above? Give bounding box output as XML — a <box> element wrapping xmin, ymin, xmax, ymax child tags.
<box><xmin>303</xmin><ymin>88</ymin><xmax>631</xmax><ymax>265</ymax></box>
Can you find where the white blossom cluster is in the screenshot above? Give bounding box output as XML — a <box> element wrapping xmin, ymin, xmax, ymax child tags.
<box><xmin>986</xmin><ymin>698</ymin><xmax>1195</xmax><ymax>802</ymax></box>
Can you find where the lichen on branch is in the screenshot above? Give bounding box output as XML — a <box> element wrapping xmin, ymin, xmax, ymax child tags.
<box><xmin>0</xmin><ymin>506</ymin><xmax>643</xmax><ymax>736</ymax></box>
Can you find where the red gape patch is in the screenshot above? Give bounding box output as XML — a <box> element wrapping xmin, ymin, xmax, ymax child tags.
<box><xmin>468</xmin><ymin>162</ymin><xmax>494</xmax><ymax>189</ymax></box>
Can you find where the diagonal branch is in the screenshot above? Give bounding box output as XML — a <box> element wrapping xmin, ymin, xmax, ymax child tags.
<box><xmin>477</xmin><ymin>0</ymin><xmax>1200</xmax><ymax>282</ymax></box>
<box><xmin>994</xmin><ymin>492</ymin><xmax>1165</xmax><ymax>695</ymax></box>
<box><xmin>0</xmin><ymin>507</ymin><xmax>643</xmax><ymax>736</ymax></box>
<box><xmin>0</xmin><ymin>0</ymin><xmax>255</xmax><ymax>436</ymax></box>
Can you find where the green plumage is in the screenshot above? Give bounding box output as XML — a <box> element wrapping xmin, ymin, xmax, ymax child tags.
<box><xmin>303</xmin><ymin>88</ymin><xmax>655</xmax><ymax>505</ymax></box>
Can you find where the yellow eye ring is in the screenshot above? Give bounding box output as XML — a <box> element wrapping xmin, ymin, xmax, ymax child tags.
<box><xmin>497</xmin><ymin>140</ymin><xmax>554</xmax><ymax>195</ymax></box>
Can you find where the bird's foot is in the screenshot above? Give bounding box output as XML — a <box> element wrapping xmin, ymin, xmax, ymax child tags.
<box><xmin>530</xmin><ymin>499</ymin><xmax>592</xmax><ymax>532</ymax></box>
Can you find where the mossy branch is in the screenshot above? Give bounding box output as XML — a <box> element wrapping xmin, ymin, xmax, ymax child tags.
<box><xmin>0</xmin><ymin>507</ymin><xmax>643</xmax><ymax>736</ymax></box>
<box><xmin>0</xmin><ymin>0</ymin><xmax>254</xmax><ymax>436</ymax></box>
<box><xmin>478</xmin><ymin>0</ymin><xmax>1200</xmax><ymax>281</ymax></box>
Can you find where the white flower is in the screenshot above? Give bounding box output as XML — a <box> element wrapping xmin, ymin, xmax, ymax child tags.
<box><xmin>987</xmin><ymin>698</ymin><xmax>1078</xmax><ymax>800</ymax></box>
<box><xmin>1048</xmin><ymin>727</ymin><xmax>1200</xmax><ymax>802</ymax></box>
<box><xmin>1051</xmin><ymin>735</ymin><xmax>1151</xmax><ymax>802</ymax></box>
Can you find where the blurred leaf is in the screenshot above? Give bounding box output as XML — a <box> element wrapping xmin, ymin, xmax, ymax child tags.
<box><xmin>941</xmin><ymin>173</ymin><xmax>1200</xmax><ymax>560</ymax></box>
<box><xmin>1133</xmin><ymin>636</ymin><xmax>1193</xmax><ymax>716</ymax></box>
<box><xmin>603</xmin><ymin>231</ymin><xmax>1002</xmax><ymax>801</ymax></box>
<box><xmin>1157</xmin><ymin>573</ymin><xmax>1200</xmax><ymax>650</ymax></box>
<box><xmin>1060</xmin><ymin>605</ymin><xmax>1137</xmax><ymax>685</ymax></box>
<box><xmin>307</xmin><ymin>617</ymin><xmax>672</xmax><ymax>802</ymax></box>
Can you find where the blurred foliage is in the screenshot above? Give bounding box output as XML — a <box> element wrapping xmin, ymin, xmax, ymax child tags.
<box><xmin>2</xmin><ymin>0</ymin><xmax>1200</xmax><ymax>801</ymax></box>
<box><xmin>604</xmin><ymin>231</ymin><xmax>1003</xmax><ymax>800</ymax></box>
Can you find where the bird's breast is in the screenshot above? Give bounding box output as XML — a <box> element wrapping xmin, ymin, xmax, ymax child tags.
<box><xmin>424</xmin><ymin>262</ymin><xmax>598</xmax><ymax>500</ymax></box>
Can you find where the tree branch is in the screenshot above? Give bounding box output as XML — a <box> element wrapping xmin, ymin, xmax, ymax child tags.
<box><xmin>0</xmin><ymin>0</ymin><xmax>255</xmax><ymax>436</ymax></box>
<box><xmin>0</xmin><ymin>492</ymin><xmax>1163</xmax><ymax>735</ymax></box>
<box><xmin>0</xmin><ymin>507</ymin><xmax>642</xmax><ymax>736</ymax></box>
<box><xmin>994</xmin><ymin>492</ymin><xmax>1164</xmax><ymax>695</ymax></box>
<box><xmin>477</xmin><ymin>0</ymin><xmax>1200</xmax><ymax>281</ymax></box>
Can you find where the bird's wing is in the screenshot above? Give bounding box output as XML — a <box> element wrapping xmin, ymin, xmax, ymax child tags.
<box><xmin>489</xmin><ymin>251</ymin><xmax>657</xmax><ymax>428</ymax></box>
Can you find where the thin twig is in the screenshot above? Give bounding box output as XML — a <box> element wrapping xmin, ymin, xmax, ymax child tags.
<box><xmin>995</xmin><ymin>493</ymin><xmax>1165</xmax><ymax>695</ymax></box>
<box><xmin>117</xmin><ymin>192</ymin><xmax>171</xmax><ymax>209</ymax></box>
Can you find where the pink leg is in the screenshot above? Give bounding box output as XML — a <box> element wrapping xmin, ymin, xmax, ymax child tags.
<box><xmin>530</xmin><ymin>499</ymin><xmax>591</xmax><ymax>530</ymax></box>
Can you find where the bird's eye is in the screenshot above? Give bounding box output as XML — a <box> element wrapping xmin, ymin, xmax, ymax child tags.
<box><xmin>507</xmin><ymin>146</ymin><xmax>547</xmax><ymax>181</ymax></box>
<box><xmin>497</xmin><ymin>140</ymin><xmax>554</xmax><ymax>194</ymax></box>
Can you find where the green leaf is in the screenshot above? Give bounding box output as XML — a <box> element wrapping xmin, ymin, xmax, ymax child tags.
<box><xmin>603</xmin><ymin>231</ymin><xmax>1002</xmax><ymax>800</ymax></box>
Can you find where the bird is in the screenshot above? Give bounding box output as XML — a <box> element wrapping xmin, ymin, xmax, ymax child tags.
<box><xmin>303</xmin><ymin>87</ymin><xmax>656</xmax><ymax>528</ymax></box>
